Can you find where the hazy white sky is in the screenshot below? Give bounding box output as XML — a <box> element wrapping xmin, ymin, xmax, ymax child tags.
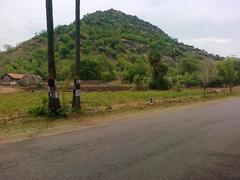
<box><xmin>0</xmin><ymin>0</ymin><xmax>240</xmax><ymax>57</ymax></box>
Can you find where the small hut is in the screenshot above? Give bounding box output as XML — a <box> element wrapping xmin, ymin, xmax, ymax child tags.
<box><xmin>19</xmin><ymin>75</ymin><xmax>42</xmax><ymax>85</ymax></box>
<box><xmin>1</xmin><ymin>73</ymin><xmax>25</xmax><ymax>86</ymax></box>
<box><xmin>1</xmin><ymin>73</ymin><xmax>42</xmax><ymax>86</ymax></box>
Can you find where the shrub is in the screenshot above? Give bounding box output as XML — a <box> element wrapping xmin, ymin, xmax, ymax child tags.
<box><xmin>29</xmin><ymin>97</ymin><xmax>70</xmax><ymax>118</ymax></box>
<box><xmin>101</xmin><ymin>71</ymin><xmax>117</xmax><ymax>82</ymax></box>
<box><xmin>18</xmin><ymin>81</ymin><xmax>28</xmax><ymax>87</ymax></box>
<box><xmin>70</xmin><ymin>59</ymin><xmax>101</xmax><ymax>80</ymax></box>
<box><xmin>183</xmin><ymin>79</ymin><xmax>201</xmax><ymax>88</ymax></box>
<box><xmin>149</xmin><ymin>77</ymin><xmax>172</xmax><ymax>90</ymax></box>
<box><xmin>58</xmin><ymin>44</ymin><xmax>71</xmax><ymax>58</ymax></box>
<box><xmin>29</xmin><ymin>97</ymin><xmax>48</xmax><ymax>116</ymax></box>
<box><xmin>123</xmin><ymin>59</ymin><xmax>151</xmax><ymax>83</ymax></box>
<box><xmin>133</xmin><ymin>75</ymin><xmax>150</xmax><ymax>90</ymax></box>
<box><xmin>180</xmin><ymin>74</ymin><xmax>201</xmax><ymax>88</ymax></box>
<box><xmin>208</xmin><ymin>77</ymin><xmax>224</xmax><ymax>88</ymax></box>
<box><xmin>35</xmin><ymin>82</ymin><xmax>44</xmax><ymax>89</ymax></box>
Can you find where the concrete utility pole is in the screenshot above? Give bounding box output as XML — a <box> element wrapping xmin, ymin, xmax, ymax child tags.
<box><xmin>72</xmin><ymin>0</ymin><xmax>81</xmax><ymax>110</ymax></box>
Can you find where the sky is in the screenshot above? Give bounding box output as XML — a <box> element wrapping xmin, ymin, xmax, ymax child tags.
<box><xmin>0</xmin><ymin>0</ymin><xmax>240</xmax><ymax>57</ymax></box>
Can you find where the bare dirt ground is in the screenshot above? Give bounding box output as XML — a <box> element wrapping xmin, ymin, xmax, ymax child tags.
<box><xmin>0</xmin><ymin>86</ymin><xmax>23</xmax><ymax>94</ymax></box>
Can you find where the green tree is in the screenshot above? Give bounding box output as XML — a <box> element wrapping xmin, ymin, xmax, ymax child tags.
<box><xmin>169</xmin><ymin>49</ymin><xmax>183</xmax><ymax>91</ymax></box>
<box><xmin>58</xmin><ymin>43</ymin><xmax>71</xmax><ymax>58</ymax></box>
<box><xmin>96</xmin><ymin>55</ymin><xmax>117</xmax><ymax>82</ymax></box>
<box><xmin>217</xmin><ymin>58</ymin><xmax>238</xmax><ymax>93</ymax></box>
<box><xmin>149</xmin><ymin>63</ymin><xmax>171</xmax><ymax>90</ymax></box>
<box><xmin>180</xmin><ymin>56</ymin><xmax>200</xmax><ymax>74</ymax></box>
<box><xmin>199</xmin><ymin>60</ymin><xmax>216</xmax><ymax>95</ymax></box>
<box><xmin>123</xmin><ymin>59</ymin><xmax>151</xmax><ymax>83</ymax></box>
<box><xmin>70</xmin><ymin>59</ymin><xmax>101</xmax><ymax>80</ymax></box>
<box><xmin>148</xmin><ymin>44</ymin><xmax>162</xmax><ymax>81</ymax></box>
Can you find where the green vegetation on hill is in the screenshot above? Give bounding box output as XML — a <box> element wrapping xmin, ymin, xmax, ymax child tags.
<box><xmin>0</xmin><ymin>9</ymin><xmax>234</xmax><ymax>89</ymax></box>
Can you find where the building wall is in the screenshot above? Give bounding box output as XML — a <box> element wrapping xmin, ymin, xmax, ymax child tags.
<box><xmin>2</xmin><ymin>75</ymin><xmax>12</xmax><ymax>82</ymax></box>
<box><xmin>1</xmin><ymin>75</ymin><xmax>19</xmax><ymax>86</ymax></box>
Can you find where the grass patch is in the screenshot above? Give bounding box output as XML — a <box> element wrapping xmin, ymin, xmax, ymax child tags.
<box><xmin>0</xmin><ymin>88</ymin><xmax>239</xmax><ymax>140</ymax></box>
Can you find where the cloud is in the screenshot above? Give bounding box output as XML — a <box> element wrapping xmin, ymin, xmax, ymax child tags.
<box><xmin>0</xmin><ymin>0</ymin><xmax>239</xmax><ymax>57</ymax></box>
<box><xmin>184</xmin><ymin>37</ymin><xmax>230</xmax><ymax>45</ymax></box>
<box><xmin>182</xmin><ymin>37</ymin><xmax>239</xmax><ymax>57</ymax></box>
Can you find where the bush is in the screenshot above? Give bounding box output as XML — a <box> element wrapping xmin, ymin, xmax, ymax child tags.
<box><xmin>29</xmin><ymin>97</ymin><xmax>49</xmax><ymax>117</ymax></box>
<box><xmin>59</xmin><ymin>44</ymin><xmax>71</xmax><ymax>59</ymax></box>
<box><xmin>29</xmin><ymin>97</ymin><xmax>70</xmax><ymax>118</ymax></box>
<box><xmin>208</xmin><ymin>77</ymin><xmax>224</xmax><ymax>88</ymax></box>
<box><xmin>70</xmin><ymin>56</ymin><xmax>118</xmax><ymax>82</ymax></box>
<box><xmin>71</xmin><ymin>59</ymin><xmax>101</xmax><ymax>80</ymax></box>
<box><xmin>18</xmin><ymin>81</ymin><xmax>28</xmax><ymax>87</ymax></box>
<box><xmin>133</xmin><ymin>75</ymin><xmax>150</xmax><ymax>90</ymax></box>
<box><xmin>181</xmin><ymin>74</ymin><xmax>201</xmax><ymax>88</ymax></box>
<box><xmin>36</xmin><ymin>82</ymin><xmax>45</xmax><ymax>89</ymax></box>
<box><xmin>149</xmin><ymin>77</ymin><xmax>172</xmax><ymax>90</ymax></box>
<box><xmin>123</xmin><ymin>59</ymin><xmax>151</xmax><ymax>83</ymax></box>
<box><xmin>101</xmin><ymin>71</ymin><xmax>117</xmax><ymax>82</ymax></box>
<box><xmin>184</xmin><ymin>79</ymin><xmax>200</xmax><ymax>88</ymax></box>
<box><xmin>97</xmin><ymin>55</ymin><xmax>117</xmax><ymax>82</ymax></box>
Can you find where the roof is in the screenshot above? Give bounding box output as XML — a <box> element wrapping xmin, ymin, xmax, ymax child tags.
<box><xmin>3</xmin><ymin>73</ymin><xmax>42</xmax><ymax>80</ymax></box>
<box><xmin>5</xmin><ymin>73</ymin><xmax>25</xmax><ymax>80</ymax></box>
<box><xmin>21</xmin><ymin>75</ymin><xmax>42</xmax><ymax>81</ymax></box>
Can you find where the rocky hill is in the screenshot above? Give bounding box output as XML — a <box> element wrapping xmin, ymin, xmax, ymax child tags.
<box><xmin>0</xmin><ymin>9</ymin><xmax>223</xmax><ymax>80</ymax></box>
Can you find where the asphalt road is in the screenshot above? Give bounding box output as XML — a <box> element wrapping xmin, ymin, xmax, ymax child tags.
<box><xmin>1</xmin><ymin>98</ymin><xmax>240</xmax><ymax>180</ymax></box>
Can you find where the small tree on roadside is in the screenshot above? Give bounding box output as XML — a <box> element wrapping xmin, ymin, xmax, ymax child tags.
<box><xmin>149</xmin><ymin>62</ymin><xmax>170</xmax><ymax>90</ymax></box>
<box><xmin>217</xmin><ymin>58</ymin><xmax>238</xmax><ymax>94</ymax></box>
<box><xmin>169</xmin><ymin>49</ymin><xmax>183</xmax><ymax>92</ymax></box>
<box><xmin>199</xmin><ymin>60</ymin><xmax>216</xmax><ymax>96</ymax></box>
<box><xmin>148</xmin><ymin>42</ymin><xmax>172</xmax><ymax>90</ymax></box>
<box><xmin>148</xmin><ymin>47</ymin><xmax>162</xmax><ymax>81</ymax></box>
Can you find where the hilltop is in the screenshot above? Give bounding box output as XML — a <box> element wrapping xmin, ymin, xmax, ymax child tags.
<box><xmin>0</xmin><ymin>9</ymin><xmax>223</xmax><ymax>81</ymax></box>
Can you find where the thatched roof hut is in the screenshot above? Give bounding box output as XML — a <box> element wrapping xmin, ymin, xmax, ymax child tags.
<box><xmin>1</xmin><ymin>73</ymin><xmax>42</xmax><ymax>85</ymax></box>
<box><xmin>2</xmin><ymin>73</ymin><xmax>25</xmax><ymax>81</ymax></box>
<box><xmin>19</xmin><ymin>74</ymin><xmax>42</xmax><ymax>85</ymax></box>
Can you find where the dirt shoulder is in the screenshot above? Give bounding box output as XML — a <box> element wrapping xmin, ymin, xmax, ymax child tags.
<box><xmin>0</xmin><ymin>86</ymin><xmax>23</xmax><ymax>94</ymax></box>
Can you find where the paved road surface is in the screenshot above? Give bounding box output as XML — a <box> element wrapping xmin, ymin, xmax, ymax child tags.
<box><xmin>1</xmin><ymin>98</ymin><xmax>240</xmax><ymax>180</ymax></box>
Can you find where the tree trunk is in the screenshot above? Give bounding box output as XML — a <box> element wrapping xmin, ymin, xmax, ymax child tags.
<box><xmin>203</xmin><ymin>87</ymin><xmax>206</xmax><ymax>96</ymax></box>
<box><xmin>46</xmin><ymin>0</ymin><xmax>61</xmax><ymax>112</ymax></box>
<box><xmin>176</xmin><ymin>63</ymin><xmax>179</xmax><ymax>85</ymax></box>
<box><xmin>152</xmin><ymin>65</ymin><xmax>159</xmax><ymax>81</ymax></box>
<box><xmin>72</xmin><ymin>0</ymin><xmax>81</xmax><ymax>110</ymax></box>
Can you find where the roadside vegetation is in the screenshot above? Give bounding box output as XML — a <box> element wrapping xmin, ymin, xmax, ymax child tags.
<box><xmin>0</xmin><ymin>88</ymin><xmax>239</xmax><ymax>140</ymax></box>
<box><xmin>0</xmin><ymin>8</ymin><xmax>240</xmax><ymax>140</ymax></box>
